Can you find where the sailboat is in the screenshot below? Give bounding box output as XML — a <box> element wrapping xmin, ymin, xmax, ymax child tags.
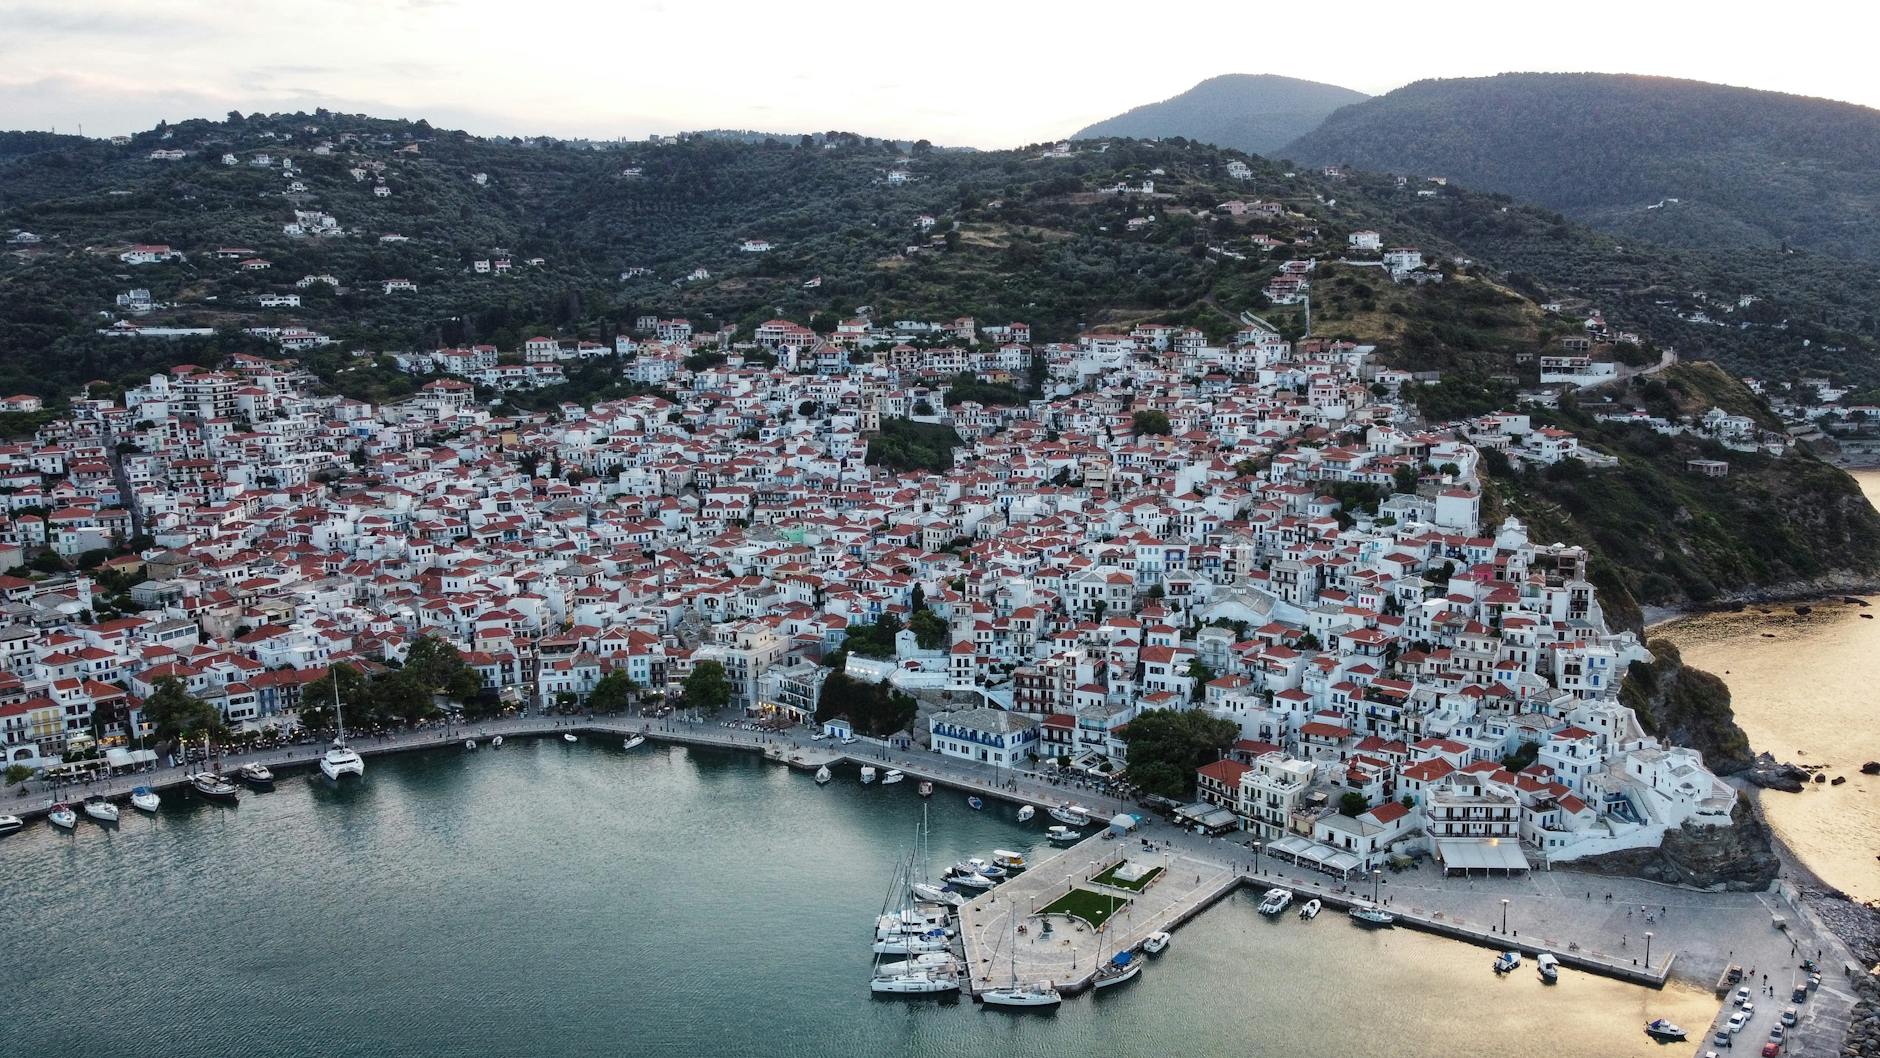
<box><xmin>82</xmin><ymin>795</ymin><xmax>119</xmax><ymax>823</ymax></box>
<box><xmin>188</xmin><ymin>733</ymin><xmax>239</xmax><ymax>802</ymax></box>
<box><xmin>871</xmin><ymin>850</ymin><xmax>960</xmax><ymax>995</ymax></box>
<box><xmin>983</xmin><ymin>911</ymin><xmax>1061</xmax><ymax>1009</ymax></box>
<box><xmin>622</xmin><ymin>735</ymin><xmax>646</xmax><ymax>750</ymax></box>
<box><xmin>319</xmin><ymin>676</ymin><xmax>364</xmax><ymax>781</ymax></box>
<box><xmin>129</xmin><ymin>787</ymin><xmax>161</xmax><ymax>812</ymax></box>
<box><xmin>48</xmin><ymin>803</ymin><xmax>77</xmax><ymax>829</ymax></box>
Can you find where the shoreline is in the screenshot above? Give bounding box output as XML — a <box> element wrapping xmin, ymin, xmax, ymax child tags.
<box><xmin>1645</xmin><ymin>588</ymin><xmax>1880</xmax><ymax>632</ymax></box>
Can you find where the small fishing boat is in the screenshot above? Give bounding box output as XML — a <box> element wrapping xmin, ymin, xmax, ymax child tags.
<box><xmin>563</xmin><ymin>733</ymin><xmax>577</xmax><ymax>743</ymax></box>
<box><xmin>1143</xmin><ymin>931</ymin><xmax>1171</xmax><ymax>955</ymax></box>
<box><xmin>1644</xmin><ymin>1019</ymin><xmax>1687</xmax><ymax>1042</ymax></box>
<box><xmin>1046</xmin><ymin>825</ymin><xmax>1082</xmax><ymax>844</ymax></box>
<box><xmin>1016</xmin><ymin>804</ymin><xmax>1035</xmax><ymax>822</ymax></box>
<box><xmin>815</xmin><ymin>765</ymin><xmax>833</xmax><ymax>784</ymax></box>
<box><xmin>82</xmin><ymin>795</ymin><xmax>119</xmax><ymax>824</ymax></box>
<box><xmin>942</xmin><ymin>866</ymin><xmax>996</xmax><ymax>890</ymax></box>
<box><xmin>964</xmin><ymin>858</ymin><xmax>1008</xmax><ymax>880</ymax></box>
<box><xmin>1537</xmin><ymin>952</ymin><xmax>1560</xmax><ymax>983</ymax></box>
<box><xmin>992</xmin><ymin>849</ymin><xmax>1027</xmax><ymax>871</ymax></box>
<box><xmin>1298</xmin><ymin>898</ymin><xmax>1321</xmax><ymax>920</ymax></box>
<box><xmin>129</xmin><ymin>787</ymin><xmax>161</xmax><ymax>813</ymax></box>
<box><xmin>918</xmin><ymin>781</ymin><xmax>933</xmax><ymax>798</ymax></box>
<box><xmin>491</xmin><ymin>735</ymin><xmax>503</xmax><ymax>748</ymax></box>
<box><xmin>861</xmin><ymin>766</ymin><xmax>877</xmax><ymax>784</ymax></box>
<box><xmin>464</xmin><ymin>739</ymin><xmax>477</xmax><ymax>751</ymax></box>
<box><xmin>1257</xmin><ymin>888</ymin><xmax>1293</xmax><ymax>916</ymax></box>
<box><xmin>190</xmin><ymin>770</ymin><xmax>240</xmax><ymax>803</ymax></box>
<box><xmin>1349</xmin><ymin>902</ymin><xmax>1395</xmax><ymax>927</ymax></box>
<box><xmin>1092</xmin><ymin>950</ymin><xmax>1141</xmax><ymax>990</ymax></box>
<box><xmin>49</xmin><ymin>803</ymin><xmax>77</xmax><ymax>829</ymax></box>
<box><xmin>881</xmin><ymin>769</ymin><xmax>904</xmax><ymax>785</ymax></box>
<box><xmin>966</xmin><ymin>796</ymin><xmax>983</xmax><ymax>811</ymax></box>
<box><xmin>1047</xmin><ymin>802</ymin><xmax>1090</xmax><ymax>826</ymax></box>
<box><xmin>1493</xmin><ymin>951</ymin><xmax>1522</xmax><ymax>974</ymax></box>
<box><xmin>623</xmin><ymin>735</ymin><xmax>646</xmax><ymax>750</ymax></box>
<box><xmin>237</xmin><ymin>762</ymin><xmax>274</xmax><ymax>788</ymax></box>
<box><xmin>0</xmin><ymin>814</ymin><xmax>24</xmax><ymax>836</ymax></box>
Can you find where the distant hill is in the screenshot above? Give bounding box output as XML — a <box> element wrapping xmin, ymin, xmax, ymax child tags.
<box><xmin>1073</xmin><ymin>74</ymin><xmax>1368</xmax><ymax>156</ymax></box>
<box><xmin>1285</xmin><ymin>72</ymin><xmax>1880</xmax><ymax>263</ymax></box>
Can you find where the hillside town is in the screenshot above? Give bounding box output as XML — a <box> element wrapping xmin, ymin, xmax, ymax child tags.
<box><xmin>0</xmin><ymin>306</ymin><xmax>1735</xmax><ymax>879</ymax></box>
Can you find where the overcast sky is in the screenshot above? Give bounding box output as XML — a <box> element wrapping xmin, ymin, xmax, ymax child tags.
<box><xmin>3</xmin><ymin>0</ymin><xmax>1876</xmax><ymax>147</ymax></box>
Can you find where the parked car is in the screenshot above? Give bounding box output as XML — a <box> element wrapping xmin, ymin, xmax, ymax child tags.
<box><xmin>1792</xmin><ymin>986</ymin><xmax>1809</xmax><ymax>1003</ymax></box>
<box><xmin>1781</xmin><ymin>1008</ymin><xmax>1798</xmax><ymax>1027</ymax></box>
<box><xmin>1735</xmin><ymin>988</ymin><xmax>1751</xmax><ymax>1007</ymax></box>
<box><xmin>1714</xmin><ymin>1029</ymin><xmax>1733</xmax><ymax>1048</ymax></box>
<box><xmin>1761</xmin><ymin>1042</ymin><xmax>1780</xmax><ymax>1057</ymax></box>
<box><xmin>1728</xmin><ymin>1012</ymin><xmax>1749</xmax><ymax>1034</ymax></box>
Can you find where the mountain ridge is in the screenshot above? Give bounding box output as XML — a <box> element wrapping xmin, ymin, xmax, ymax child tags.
<box><xmin>1073</xmin><ymin>74</ymin><xmax>1367</xmax><ymax>156</ymax></box>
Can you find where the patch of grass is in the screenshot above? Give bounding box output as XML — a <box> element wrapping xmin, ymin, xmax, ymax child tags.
<box><xmin>1039</xmin><ymin>887</ymin><xmax>1132</xmax><ymax>929</ymax></box>
<box><xmin>1091</xmin><ymin>863</ymin><xmax>1163</xmax><ymax>893</ymax></box>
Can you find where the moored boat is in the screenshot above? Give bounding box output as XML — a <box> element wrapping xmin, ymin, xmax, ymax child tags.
<box><xmin>963</xmin><ymin>857</ymin><xmax>1007</xmax><ymax>880</ymax></box>
<box><xmin>875</xmin><ymin>952</ymin><xmax>959</xmax><ymax>976</ymax></box>
<box><xmin>1016</xmin><ymin>804</ymin><xmax>1035</xmax><ymax>822</ymax></box>
<box><xmin>319</xmin><ymin>681</ymin><xmax>365</xmax><ymax>780</ymax></box>
<box><xmin>1046</xmin><ymin>824</ymin><xmax>1082</xmax><ymax>844</ymax></box>
<box><xmin>562</xmin><ymin>732</ymin><xmax>577</xmax><ymax>743</ymax></box>
<box><xmin>1257</xmin><ymin>888</ymin><xmax>1293</xmax><ymax>915</ymax></box>
<box><xmin>942</xmin><ymin>866</ymin><xmax>996</xmax><ymax>890</ymax></box>
<box><xmin>1047</xmin><ymin>802</ymin><xmax>1090</xmax><ymax>826</ymax></box>
<box><xmin>129</xmin><ymin>787</ymin><xmax>160</xmax><ymax>813</ymax></box>
<box><xmin>1092</xmin><ymin>950</ymin><xmax>1141</xmax><ymax>990</ymax></box>
<box><xmin>1537</xmin><ymin>952</ymin><xmax>1560</xmax><ymax>983</ymax></box>
<box><xmin>871</xmin><ymin>931</ymin><xmax>952</xmax><ymax>955</ymax></box>
<box><xmin>983</xmin><ymin>981</ymin><xmax>1060</xmax><ymax>1008</ymax></box>
<box><xmin>918</xmin><ymin>781</ymin><xmax>932</xmax><ymax>797</ymax></box>
<box><xmin>1644</xmin><ymin>1019</ymin><xmax>1687</xmax><ymax>1041</ymax></box>
<box><xmin>1493</xmin><ymin>951</ymin><xmax>1522</xmax><ymax>974</ymax></box>
<box><xmin>464</xmin><ymin>739</ymin><xmax>477</xmax><ymax>751</ymax></box>
<box><xmin>860</xmin><ymin>765</ymin><xmax>877</xmax><ymax>784</ymax></box>
<box><xmin>815</xmin><ymin>765</ymin><xmax>833</xmax><ymax>784</ymax></box>
<box><xmin>1142</xmin><ymin>930</ymin><xmax>1171</xmax><ymax>954</ymax></box>
<box><xmin>881</xmin><ymin>769</ymin><xmax>904</xmax><ymax>785</ymax></box>
<box><xmin>623</xmin><ymin>735</ymin><xmax>646</xmax><ymax>750</ymax></box>
<box><xmin>1348</xmin><ymin>902</ymin><xmax>1395</xmax><ymax>927</ymax></box>
<box><xmin>82</xmin><ymin>795</ymin><xmax>119</xmax><ymax>823</ymax></box>
<box><xmin>190</xmin><ymin>770</ymin><xmax>240</xmax><ymax>802</ymax></box>
<box><xmin>870</xmin><ymin>970</ymin><xmax>958</xmax><ymax>995</ymax></box>
<box><xmin>491</xmin><ymin>735</ymin><xmax>503</xmax><ymax>748</ymax></box>
<box><xmin>966</xmin><ymin>796</ymin><xmax>983</xmax><ymax>811</ymax></box>
<box><xmin>237</xmin><ymin>762</ymin><xmax>274</xmax><ymax>788</ymax></box>
<box><xmin>0</xmin><ymin>814</ymin><xmax>24</xmax><ymax>836</ymax></box>
<box><xmin>992</xmin><ymin>849</ymin><xmax>1027</xmax><ymax>871</ymax></box>
<box><xmin>1298</xmin><ymin>898</ymin><xmax>1321</xmax><ymax>920</ymax></box>
<box><xmin>910</xmin><ymin>882</ymin><xmax>965</xmax><ymax>907</ymax></box>
<box><xmin>49</xmin><ymin>803</ymin><xmax>77</xmax><ymax>829</ymax></box>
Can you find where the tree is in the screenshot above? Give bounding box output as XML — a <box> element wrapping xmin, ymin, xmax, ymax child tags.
<box><xmin>909</xmin><ymin>609</ymin><xmax>948</xmax><ymax>651</ymax></box>
<box><xmin>403</xmin><ymin>636</ymin><xmax>480</xmax><ymax>704</ymax></box>
<box><xmin>5</xmin><ymin>763</ymin><xmax>36</xmax><ymax>785</ymax></box>
<box><xmin>374</xmin><ymin>670</ymin><xmax>438</xmax><ymax>725</ymax></box>
<box><xmin>815</xmin><ymin>670</ymin><xmax>917</xmax><ymax>737</ymax></box>
<box><xmin>1120</xmin><ymin>708</ymin><xmax>1239</xmax><ymax>798</ymax></box>
<box><xmin>1339</xmin><ymin>792</ymin><xmax>1369</xmax><ymax>817</ymax></box>
<box><xmin>1185</xmin><ymin>658</ymin><xmax>1216</xmax><ymax>703</ymax></box>
<box><xmin>1393</xmin><ymin>464</ymin><xmax>1420</xmax><ymax>494</ymax></box>
<box><xmin>682</xmin><ymin>659</ymin><xmax>731</xmax><ymax>711</ymax></box>
<box><xmin>300</xmin><ymin>664</ymin><xmax>375</xmax><ymax>731</ymax></box>
<box><xmin>141</xmin><ymin>676</ymin><xmax>222</xmax><ymax>747</ymax></box>
<box><xmin>1131</xmin><ymin>410</ymin><xmax>1171</xmax><ymax>436</ymax></box>
<box><xmin>589</xmin><ymin>669</ymin><xmax>637</xmax><ymax>714</ymax></box>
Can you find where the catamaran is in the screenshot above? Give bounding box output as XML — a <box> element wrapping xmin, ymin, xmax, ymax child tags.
<box><xmin>319</xmin><ymin>678</ymin><xmax>365</xmax><ymax>781</ymax></box>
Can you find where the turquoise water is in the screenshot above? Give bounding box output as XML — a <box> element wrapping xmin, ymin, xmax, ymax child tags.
<box><xmin>0</xmin><ymin>740</ymin><xmax>1712</xmax><ymax>1057</ymax></box>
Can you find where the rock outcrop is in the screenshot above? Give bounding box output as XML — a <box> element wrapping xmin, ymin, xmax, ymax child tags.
<box><xmin>1746</xmin><ymin>752</ymin><xmax>1812</xmax><ymax>792</ymax></box>
<box><xmin>1568</xmin><ymin>793</ymin><xmax>1779</xmax><ymax>890</ymax></box>
<box><xmin>1620</xmin><ymin>638</ymin><xmax>1755</xmax><ymax>775</ymax></box>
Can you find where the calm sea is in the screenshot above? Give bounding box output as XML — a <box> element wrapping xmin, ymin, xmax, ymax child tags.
<box><xmin>0</xmin><ymin>740</ymin><xmax>1709</xmax><ymax>1057</ymax></box>
<box><xmin>1656</xmin><ymin>467</ymin><xmax>1880</xmax><ymax>902</ymax></box>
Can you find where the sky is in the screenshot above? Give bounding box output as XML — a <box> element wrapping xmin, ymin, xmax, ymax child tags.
<box><xmin>3</xmin><ymin>0</ymin><xmax>1877</xmax><ymax>147</ymax></box>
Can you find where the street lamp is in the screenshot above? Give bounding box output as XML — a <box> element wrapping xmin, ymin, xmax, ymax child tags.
<box><xmin>1644</xmin><ymin>931</ymin><xmax>1654</xmax><ymax>966</ymax></box>
<box><xmin>1500</xmin><ymin>898</ymin><xmax>1510</xmax><ymax>933</ymax></box>
<box><xmin>1253</xmin><ymin>840</ymin><xmax>1262</xmax><ymax>876</ymax></box>
<box><xmin>1372</xmin><ymin>868</ymin><xmax>1382</xmax><ymax>905</ymax></box>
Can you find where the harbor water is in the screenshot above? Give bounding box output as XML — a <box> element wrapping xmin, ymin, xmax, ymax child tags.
<box><xmin>0</xmin><ymin>739</ymin><xmax>1711</xmax><ymax>1057</ymax></box>
<box><xmin>1656</xmin><ymin>467</ymin><xmax>1880</xmax><ymax>903</ymax></box>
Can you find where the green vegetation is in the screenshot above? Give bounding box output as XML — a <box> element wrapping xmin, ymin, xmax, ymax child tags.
<box><xmin>814</xmin><ymin>670</ymin><xmax>917</xmax><ymax>737</ymax></box>
<box><xmin>1338</xmin><ymin>792</ymin><xmax>1369</xmax><ymax>817</ymax></box>
<box><xmin>1091</xmin><ymin>862</ymin><xmax>1164</xmax><ymax>892</ymax></box>
<box><xmin>587</xmin><ymin>669</ymin><xmax>639</xmax><ymax>714</ymax></box>
<box><xmin>1131</xmin><ymin>410</ymin><xmax>1170</xmax><ymax>436</ymax></box>
<box><xmin>681</xmin><ymin>659</ymin><xmax>731</xmax><ymax>711</ymax></box>
<box><xmin>1039</xmin><ymin>887</ymin><xmax>1132</xmax><ymax>929</ymax></box>
<box><xmin>866</xmin><ymin>418</ymin><xmax>958</xmax><ymax>473</ymax></box>
<box><xmin>838</xmin><ymin>613</ymin><xmax>902</xmax><ymax>658</ymax></box>
<box><xmin>1121</xmin><ymin>708</ymin><xmax>1240</xmax><ymax>798</ymax></box>
<box><xmin>140</xmin><ymin>675</ymin><xmax>223</xmax><ymax>746</ymax></box>
<box><xmin>1620</xmin><ymin>639</ymin><xmax>1753</xmax><ymax>775</ymax></box>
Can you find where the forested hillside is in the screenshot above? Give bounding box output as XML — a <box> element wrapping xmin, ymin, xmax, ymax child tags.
<box><xmin>1073</xmin><ymin>75</ymin><xmax>1367</xmax><ymax>156</ymax></box>
<box><xmin>1286</xmin><ymin>73</ymin><xmax>1880</xmax><ymax>263</ymax></box>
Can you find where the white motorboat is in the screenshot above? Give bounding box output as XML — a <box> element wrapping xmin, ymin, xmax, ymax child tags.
<box><xmin>870</xmin><ymin>970</ymin><xmax>959</xmax><ymax>995</ymax></box>
<box><xmin>1349</xmin><ymin>902</ymin><xmax>1395</xmax><ymax>927</ymax></box>
<box><xmin>82</xmin><ymin>795</ymin><xmax>119</xmax><ymax>823</ymax></box>
<box><xmin>943</xmin><ymin>866</ymin><xmax>996</xmax><ymax>890</ymax></box>
<box><xmin>910</xmin><ymin>882</ymin><xmax>965</xmax><ymax>907</ymax></box>
<box><xmin>1537</xmin><ymin>952</ymin><xmax>1560</xmax><ymax>983</ymax></box>
<box><xmin>1298</xmin><ymin>898</ymin><xmax>1321</xmax><ymax>920</ymax></box>
<box><xmin>881</xmin><ymin>769</ymin><xmax>904</xmax><ymax>785</ymax></box>
<box><xmin>1047</xmin><ymin>802</ymin><xmax>1091</xmax><ymax>827</ymax></box>
<box><xmin>860</xmin><ymin>766</ymin><xmax>877</xmax><ymax>784</ymax></box>
<box><xmin>963</xmin><ymin>857</ymin><xmax>1008</xmax><ymax>880</ymax></box>
<box><xmin>0</xmin><ymin>814</ymin><xmax>24</xmax><ymax>836</ymax></box>
<box><xmin>1016</xmin><ymin>804</ymin><xmax>1035</xmax><ymax>822</ymax></box>
<box><xmin>562</xmin><ymin>732</ymin><xmax>577</xmax><ymax>743</ymax></box>
<box><xmin>49</xmin><ymin>803</ymin><xmax>77</xmax><ymax>829</ymax></box>
<box><xmin>815</xmin><ymin>765</ymin><xmax>833</xmax><ymax>784</ymax></box>
<box><xmin>129</xmin><ymin>787</ymin><xmax>161</xmax><ymax>813</ymax></box>
<box><xmin>918</xmin><ymin>781</ymin><xmax>933</xmax><ymax>797</ymax></box>
<box><xmin>991</xmin><ymin>849</ymin><xmax>1027</xmax><ymax>871</ymax></box>
<box><xmin>1257</xmin><ymin>888</ymin><xmax>1293</xmax><ymax>916</ymax></box>
<box><xmin>1143</xmin><ymin>930</ymin><xmax>1171</xmax><ymax>954</ymax></box>
<box><xmin>237</xmin><ymin>762</ymin><xmax>274</xmax><ymax>788</ymax></box>
<box><xmin>1493</xmin><ymin>951</ymin><xmax>1522</xmax><ymax>974</ymax></box>
<box><xmin>1046</xmin><ymin>825</ymin><xmax>1082</xmax><ymax>844</ymax></box>
<box><xmin>464</xmin><ymin>739</ymin><xmax>477</xmax><ymax>751</ymax></box>
<box><xmin>983</xmin><ymin>981</ymin><xmax>1061</xmax><ymax>1008</ymax></box>
<box><xmin>491</xmin><ymin>735</ymin><xmax>503</xmax><ymax>748</ymax></box>
<box><xmin>1644</xmin><ymin>1019</ymin><xmax>1687</xmax><ymax>1041</ymax></box>
<box><xmin>623</xmin><ymin>735</ymin><xmax>646</xmax><ymax>750</ymax></box>
<box><xmin>1092</xmin><ymin>950</ymin><xmax>1142</xmax><ymax>990</ymax></box>
<box><xmin>319</xmin><ymin>679</ymin><xmax>365</xmax><ymax>780</ymax></box>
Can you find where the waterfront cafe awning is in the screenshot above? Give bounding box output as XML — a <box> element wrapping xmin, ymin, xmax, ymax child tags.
<box><xmin>104</xmin><ymin>748</ymin><xmax>157</xmax><ymax>769</ymax></box>
<box><xmin>1434</xmin><ymin>838</ymin><xmax>1530</xmax><ymax>875</ymax></box>
<box><xmin>1263</xmin><ymin>835</ymin><xmax>1365</xmax><ymax>878</ymax></box>
<box><xmin>1173</xmin><ymin>802</ymin><xmax>1239</xmax><ymax>834</ymax></box>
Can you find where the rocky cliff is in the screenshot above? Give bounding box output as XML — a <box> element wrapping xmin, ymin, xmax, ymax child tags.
<box><xmin>1620</xmin><ymin>638</ymin><xmax>1755</xmax><ymax>775</ymax></box>
<box><xmin>1568</xmin><ymin>793</ymin><xmax>1778</xmax><ymax>890</ymax></box>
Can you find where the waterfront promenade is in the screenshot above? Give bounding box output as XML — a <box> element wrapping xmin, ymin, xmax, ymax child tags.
<box><xmin>10</xmin><ymin>713</ymin><xmax>1862</xmax><ymax>1056</ymax></box>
